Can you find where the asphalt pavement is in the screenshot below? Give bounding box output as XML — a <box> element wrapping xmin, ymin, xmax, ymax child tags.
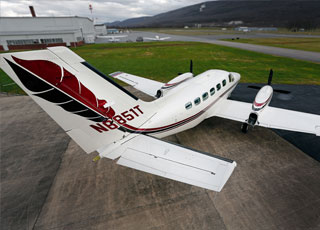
<box><xmin>1</xmin><ymin>86</ymin><xmax>320</xmax><ymax>229</ymax></box>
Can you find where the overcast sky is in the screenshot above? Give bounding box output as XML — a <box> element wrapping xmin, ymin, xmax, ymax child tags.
<box><xmin>0</xmin><ymin>0</ymin><xmax>206</xmax><ymax>23</ymax></box>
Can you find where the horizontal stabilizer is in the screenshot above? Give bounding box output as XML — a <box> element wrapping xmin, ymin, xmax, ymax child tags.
<box><xmin>110</xmin><ymin>72</ymin><xmax>164</xmax><ymax>97</ymax></box>
<box><xmin>115</xmin><ymin>135</ymin><xmax>236</xmax><ymax>192</ymax></box>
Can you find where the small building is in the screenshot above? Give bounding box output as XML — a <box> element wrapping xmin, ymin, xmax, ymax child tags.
<box><xmin>106</xmin><ymin>28</ymin><xmax>119</xmax><ymax>34</ymax></box>
<box><xmin>94</xmin><ymin>24</ymin><xmax>107</xmax><ymax>36</ymax></box>
<box><xmin>0</xmin><ymin>16</ymin><xmax>95</xmax><ymax>51</ymax></box>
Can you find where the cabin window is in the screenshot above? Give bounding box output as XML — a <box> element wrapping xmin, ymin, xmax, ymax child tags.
<box><xmin>202</xmin><ymin>92</ymin><xmax>209</xmax><ymax>101</ymax></box>
<box><xmin>216</xmin><ymin>83</ymin><xmax>221</xmax><ymax>91</ymax></box>
<box><xmin>222</xmin><ymin>79</ymin><xmax>226</xmax><ymax>86</ymax></box>
<box><xmin>194</xmin><ymin>97</ymin><xmax>201</xmax><ymax>105</ymax></box>
<box><xmin>229</xmin><ymin>73</ymin><xmax>235</xmax><ymax>82</ymax></box>
<box><xmin>185</xmin><ymin>102</ymin><xmax>192</xmax><ymax>110</ymax></box>
<box><xmin>210</xmin><ymin>87</ymin><xmax>215</xmax><ymax>96</ymax></box>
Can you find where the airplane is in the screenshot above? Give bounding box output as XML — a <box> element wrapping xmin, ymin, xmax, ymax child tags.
<box><xmin>144</xmin><ymin>35</ymin><xmax>171</xmax><ymax>41</ymax></box>
<box><xmin>96</xmin><ymin>35</ymin><xmax>128</xmax><ymax>42</ymax></box>
<box><xmin>1</xmin><ymin>47</ymin><xmax>319</xmax><ymax>193</ymax></box>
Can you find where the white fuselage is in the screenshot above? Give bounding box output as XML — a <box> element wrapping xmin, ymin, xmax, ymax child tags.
<box><xmin>140</xmin><ymin>70</ymin><xmax>241</xmax><ymax>138</ymax></box>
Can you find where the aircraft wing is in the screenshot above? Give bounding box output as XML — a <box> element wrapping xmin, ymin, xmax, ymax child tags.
<box><xmin>100</xmin><ymin>135</ymin><xmax>236</xmax><ymax>192</ymax></box>
<box><xmin>211</xmin><ymin>99</ymin><xmax>252</xmax><ymax>122</ymax></box>
<box><xmin>110</xmin><ymin>71</ymin><xmax>164</xmax><ymax>97</ymax></box>
<box><xmin>210</xmin><ymin>99</ymin><xmax>320</xmax><ymax>136</ymax></box>
<box><xmin>143</xmin><ymin>37</ymin><xmax>157</xmax><ymax>40</ymax></box>
<box><xmin>97</xmin><ymin>35</ymin><xmax>127</xmax><ymax>38</ymax></box>
<box><xmin>159</xmin><ymin>37</ymin><xmax>171</xmax><ymax>40</ymax></box>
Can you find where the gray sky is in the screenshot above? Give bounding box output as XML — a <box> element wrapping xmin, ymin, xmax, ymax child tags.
<box><xmin>0</xmin><ymin>0</ymin><xmax>206</xmax><ymax>23</ymax></box>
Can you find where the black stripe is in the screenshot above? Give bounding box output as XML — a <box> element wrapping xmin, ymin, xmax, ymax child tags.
<box><xmin>5</xmin><ymin>58</ymin><xmax>52</xmax><ymax>92</ymax></box>
<box><xmin>34</xmin><ymin>88</ymin><xmax>72</xmax><ymax>103</ymax></box>
<box><xmin>89</xmin><ymin>117</ymin><xmax>106</xmax><ymax>122</ymax></box>
<box><xmin>59</xmin><ymin>100</ymin><xmax>88</xmax><ymax>112</ymax></box>
<box><xmin>74</xmin><ymin>109</ymin><xmax>100</xmax><ymax>118</ymax></box>
<box><xmin>81</xmin><ymin>62</ymin><xmax>138</xmax><ymax>100</ymax></box>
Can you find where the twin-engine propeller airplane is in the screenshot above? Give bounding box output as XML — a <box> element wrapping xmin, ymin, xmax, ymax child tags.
<box><xmin>144</xmin><ymin>35</ymin><xmax>171</xmax><ymax>41</ymax></box>
<box><xmin>96</xmin><ymin>35</ymin><xmax>128</xmax><ymax>42</ymax></box>
<box><xmin>1</xmin><ymin>47</ymin><xmax>319</xmax><ymax>192</ymax></box>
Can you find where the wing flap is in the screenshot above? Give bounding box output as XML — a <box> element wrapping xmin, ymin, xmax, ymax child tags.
<box><xmin>110</xmin><ymin>72</ymin><xmax>164</xmax><ymax>98</ymax></box>
<box><xmin>209</xmin><ymin>99</ymin><xmax>252</xmax><ymax>122</ymax></box>
<box><xmin>115</xmin><ymin>135</ymin><xmax>236</xmax><ymax>192</ymax></box>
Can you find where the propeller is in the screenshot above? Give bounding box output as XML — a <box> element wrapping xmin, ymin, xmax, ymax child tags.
<box><xmin>247</xmin><ymin>69</ymin><xmax>291</xmax><ymax>94</ymax></box>
<box><xmin>177</xmin><ymin>59</ymin><xmax>193</xmax><ymax>76</ymax></box>
<box><xmin>267</xmin><ymin>69</ymin><xmax>273</xmax><ymax>85</ymax></box>
<box><xmin>248</xmin><ymin>85</ymin><xmax>262</xmax><ymax>90</ymax></box>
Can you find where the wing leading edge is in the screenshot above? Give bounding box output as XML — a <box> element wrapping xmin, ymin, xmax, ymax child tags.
<box><xmin>100</xmin><ymin>135</ymin><xmax>236</xmax><ymax>192</ymax></box>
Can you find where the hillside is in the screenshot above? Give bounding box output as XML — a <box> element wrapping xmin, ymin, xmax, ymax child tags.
<box><xmin>106</xmin><ymin>1</ymin><xmax>320</xmax><ymax>28</ymax></box>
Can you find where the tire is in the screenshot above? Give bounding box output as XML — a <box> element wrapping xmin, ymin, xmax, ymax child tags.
<box><xmin>241</xmin><ymin>123</ymin><xmax>248</xmax><ymax>133</ymax></box>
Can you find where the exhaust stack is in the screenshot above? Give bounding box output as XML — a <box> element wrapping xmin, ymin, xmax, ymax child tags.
<box><xmin>29</xmin><ymin>6</ymin><xmax>36</xmax><ymax>17</ymax></box>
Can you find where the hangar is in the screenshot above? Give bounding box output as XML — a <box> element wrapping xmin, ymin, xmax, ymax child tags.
<box><xmin>0</xmin><ymin>16</ymin><xmax>95</xmax><ymax>51</ymax></box>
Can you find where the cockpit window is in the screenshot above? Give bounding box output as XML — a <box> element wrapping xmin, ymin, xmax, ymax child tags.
<box><xmin>210</xmin><ymin>87</ymin><xmax>215</xmax><ymax>96</ymax></box>
<box><xmin>194</xmin><ymin>97</ymin><xmax>201</xmax><ymax>105</ymax></box>
<box><xmin>185</xmin><ymin>102</ymin><xmax>192</xmax><ymax>110</ymax></box>
<box><xmin>222</xmin><ymin>79</ymin><xmax>226</xmax><ymax>86</ymax></box>
<box><xmin>202</xmin><ymin>92</ymin><xmax>209</xmax><ymax>101</ymax></box>
<box><xmin>216</xmin><ymin>83</ymin><xmax>221</xmax><ymax>91</ymax></box>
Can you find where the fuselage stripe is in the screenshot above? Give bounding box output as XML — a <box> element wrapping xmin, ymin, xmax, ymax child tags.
<box><xmin>116</xmin><ymin>82</ymin><xmax>238</xmax><ymax>134</ymax></box>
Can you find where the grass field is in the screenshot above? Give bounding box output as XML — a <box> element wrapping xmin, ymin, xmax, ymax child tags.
<box><xmin>223</xmin><ymin>37</ymin><xmax>320</xmax><ymax>53</ymax></box>
<box><xmin>1</xmin><ymin>41</ymin><xmax>320</xmax><ymax>94</ymax></box>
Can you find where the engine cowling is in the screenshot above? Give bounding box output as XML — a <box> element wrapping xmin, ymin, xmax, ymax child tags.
<box><xmin>156</xmin><ymin>72</ymin><xmax>193</xmax><ymax>98</ymax></box>
<box><xmin>252</xmin><ymin>85</ymin><xmax>273</xmax><ymax>112</ymax></box>
<box><xmin>243</xmin><ymin>85</ymin><xmax>273</xmax><ymax>130</ymax></box>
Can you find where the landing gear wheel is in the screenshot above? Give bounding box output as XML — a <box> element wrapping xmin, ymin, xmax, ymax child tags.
<box><xmin>241</xmin><ymin>123</ymin><xmax>248</xmax><ymax>133</ymax></box>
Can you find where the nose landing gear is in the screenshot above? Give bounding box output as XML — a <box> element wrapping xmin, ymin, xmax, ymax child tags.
<box><xmin>241</xmin><ymin>123</ymin><xmax>249</xmax><ymax>133</ymax></box>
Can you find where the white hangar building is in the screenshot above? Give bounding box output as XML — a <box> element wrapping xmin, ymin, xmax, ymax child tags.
<box><xmin>0</xmin><ymin>16</ymin><xmax>95</xmax><ymax>51</ymax></box>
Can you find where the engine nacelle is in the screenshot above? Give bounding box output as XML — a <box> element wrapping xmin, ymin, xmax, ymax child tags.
<box><xmin>156</xmin><ymin>72</ymin><xmax>193</xmax><ymax>98</ymax></box>
<box><xmin>242</xmin><ymin>85</ymin><xmax>273</xmax><ymax>133</ymax></box>
<box><xmin>252</xmin><ymin>85</ymin><xmax>273</xmax><ymax>112</ymax></box>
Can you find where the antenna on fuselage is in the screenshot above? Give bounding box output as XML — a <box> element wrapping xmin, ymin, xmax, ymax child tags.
<box><xmin>190</xmin><ymin>60</ymin><xmax>193</xmax><ymax>75</ymax></box>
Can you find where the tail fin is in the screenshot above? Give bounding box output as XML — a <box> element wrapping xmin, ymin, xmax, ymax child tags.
<box><xmin>0</xmin><ymin>47</ymin><xmax>155</xmax><ymax>153</ymax></box>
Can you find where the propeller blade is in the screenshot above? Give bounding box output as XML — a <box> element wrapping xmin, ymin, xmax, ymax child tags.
<box><xmin>267</xmin><ymin>69</ymin><xmax>273</xmax><ymax>85</ymax></box>
<box><xmin>274</xmin><ymin>89</ymin><xmax>291</xmax><ymax>94</ymax></box>
<box><xmin>248</xmin><ymin>85</ymin><xmax>262</xmax><ymax>90</ymax></box>
<box><xmin>190</xmin><ymin>60</ymin><xmax>193</xmax><ymax>74</ymax></box>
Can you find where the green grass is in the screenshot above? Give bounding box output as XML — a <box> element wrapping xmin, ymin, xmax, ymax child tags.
<box><xmin>223</xmin><ymin>37</ymin><xmax>320</xmax><ymax>53</ymax></box>
<box><xmin>1</xmin><ymin>41</ymin><xmax>320</xmax><ymax>94</ymax></box>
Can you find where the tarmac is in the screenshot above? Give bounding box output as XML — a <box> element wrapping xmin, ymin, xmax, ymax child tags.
<box><xmin>96</xmin><ymin>31</ymin><xmax>320</xmax><ymax>63</ymax></box>
<box><xmin>1</xmin><ymin>86</ymin><xmax>320</xmax><ymax>230</ymax></box>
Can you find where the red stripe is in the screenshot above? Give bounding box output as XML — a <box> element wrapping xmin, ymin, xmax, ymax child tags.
<box><xmin>254</xmin><ymin>94</ymin><xmax>272</xmax><ymax>107</ymax></box>
<box><xmin>163</xmin><ymin>78</ymin><xmax>189</xmax><ymax>87</ymax></box>
<box><xmin>119</xmin><ymin>82</ymin><xmax>237</xmax><ymax>133</ymax></box>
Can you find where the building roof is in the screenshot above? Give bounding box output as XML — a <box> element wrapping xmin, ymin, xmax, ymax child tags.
<box><xmin>0</xmin><ymin>16</ymin><xmax>92</xmax><ymax>22</ymax></box>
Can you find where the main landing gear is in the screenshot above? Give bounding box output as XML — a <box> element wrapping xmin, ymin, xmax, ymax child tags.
<box><xmin>241</xmin><ymin>123</ymin><xmax>249</xmax><ymax>133</ymax></box>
